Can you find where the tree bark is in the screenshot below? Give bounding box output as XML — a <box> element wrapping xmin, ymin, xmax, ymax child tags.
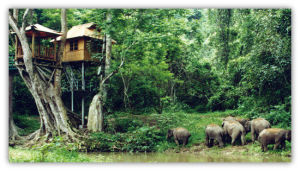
<box><xmin>54</xmin><ymin>9</ymin><xmax>67</xmax><ymax>97</ymax></box>
<box><xmin>87</xmin><ymin>55</ymin><xmax>124</xmax><ymax>132</ymax></box>
<box><xmin>9</xmin><ymin>9</ymin><xmax>23</xmax><ymax>142</ymax></box>
<box><xmin>102</xmin><ymin>11</ymin><xmax>112</xmax><ymax>103</ymax></box>
<box><xmin>87</xmin><ymin>11</ymin><xmax>113</xmax><ymax>132</ymax></box>
<box><xmin>9</xmin><ymin>9</ymin><xmax>80</xmax><ymax>143</ymax></box>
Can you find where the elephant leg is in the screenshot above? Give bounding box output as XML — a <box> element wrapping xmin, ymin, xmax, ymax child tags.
<box><xmin>261</xmin><ymin>143</ymin><xmax>265</xmax><ymax>152</ymax></box>
<box><xmin>183</xmin><ymin>138</ymin><xmax>188</xmax><ymax>146</ymax></box>
<box><xmin>251</xmin><ymin>131</ymin><xmax>256</xmax><ymax>142</ymax></box>
<box><xmin>264</xmin><ymin>144</ymin><xmax>268</xmax><ymax>152</ymax></box>
<box><xmin>274</xmin><ymin>142</ymin><xmax>280</xmax><ymax>150</ymax></box>
<box><xmin>174</xmin><ymin>139</ymin><xmax>179</xmax><ymax>146</ymax></box>
<box><xmin>241</xmin><ymin>134</ymin><xmax>246</xmax><ymax>146</ymax></box>
<box><xmin>208</xmin><ymin>139</ymin><xmax>213</xmax><ymax>147</ymax></box>
<box><xmin>260</xmin><ymin>138</ymin><xmax>268</xmax><ymax>152</ymax></box>
<box><xmin>231</xmin><ymin>135</ymin><xmax>236</xmax><ymax>146</ymax></box>
<box><xmin>205</xmin><ymin>135</ymin><xmax>209</xmax><ymax>146</ymax></box>
<box><xmin>281</xmin><ymin>141</ymin><xmax>286</xmax><ymax>150</ymax></box>
<box><xmin>217</xmin><ymin>137</ymin><xmax>224</xmax><ymax>147</ymax></box>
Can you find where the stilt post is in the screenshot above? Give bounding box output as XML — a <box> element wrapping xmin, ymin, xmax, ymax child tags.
<box><xmin>81</xmin><ymin>62</ymin><xmax>85</xmax><ymax>127</ymax></box>
<box><xmin>71</xmin><ymin>74</ymin><xmax>74</xmax><ymax>112</ymax></box>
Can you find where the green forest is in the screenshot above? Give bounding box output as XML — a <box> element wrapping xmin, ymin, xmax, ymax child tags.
<box><xmin>8</xmin><ymin>8</ymin><xmax>291</xmax><ymax>162</ymax></box>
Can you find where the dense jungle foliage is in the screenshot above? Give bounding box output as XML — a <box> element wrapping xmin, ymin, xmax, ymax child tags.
<box><xmin>9</xmin><ymin>9</ymin><xmax>291</xmax><ymax>155</ymax></box>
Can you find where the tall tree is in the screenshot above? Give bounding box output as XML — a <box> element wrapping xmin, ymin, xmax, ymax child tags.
<box><xmin>87</xmin><ymin>10</ymin><xmax>125</xmax><ymax>132</ymax></box>
<box><xmin>216</xmin><ymin>9</ymin><xmax>231</xmax><ymax>70</ymax></box>
<box><xmin>9</xmin><ymin>9</ymin><xmax>23</xmax><ymax>142</ymax></box>
<box><xmin>8</xmin><ymin>9</ymin><xmax>80</xmax><ymax>143</ymax></box>
<box><xmin>103</xmin><ymin>10</ymin><xmax>112</xmax><ymax>103</ymax></box>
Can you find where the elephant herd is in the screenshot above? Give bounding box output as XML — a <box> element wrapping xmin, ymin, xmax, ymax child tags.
<box><xmin>167</xmin><ymin>116</ymin><xmax>291</xmax><ymax>152</ymax></box>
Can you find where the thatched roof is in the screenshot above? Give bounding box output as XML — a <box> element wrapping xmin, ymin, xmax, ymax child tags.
<box><xmin>56</xmin><ymin>22</ymin><xmax>103</xmax><ymax>41</ymax></box>
<box><xmin>25</xmin><ymin>24</ymin><xmax>61</xmax><ymax>38</ymax></box>
<box><xmin>11</xmin><ymin>24</ymin><xmax>61</xmax><ymax>38</ymax></box>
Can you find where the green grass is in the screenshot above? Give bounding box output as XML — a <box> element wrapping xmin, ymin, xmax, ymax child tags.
<box><xmin>154</xmin><ymin>110</ymin><xmax>233</xmax><ymax>146</ymax></box>
<box><xmin>9</xmin><ymin>109</ymin><xmax>291</xmax><ymax>162</ymax></box>
<box><xmin>9</xmin><ymin>146</ymin><xmax>90</xmax><ymax>162</ymax></box>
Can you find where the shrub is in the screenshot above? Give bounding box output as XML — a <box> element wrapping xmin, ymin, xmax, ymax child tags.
<box><xmin>114</xmin><ymin>117</ymin><xmax>143</xmax><ymax>133</ymax></box>
<box><xmin>265</xmin><ymin>104</ymin><xmax>291</xmax><ymax>128</ymax></box>
<box><xmin>85</xmin><ymin>126</ymin><xmax>164</xmax><ymax>152</ymax></box>
<box><xmin>32</xmin><ymin>136</ymin><xmax>89</xmax><ymax>162</ymax></box>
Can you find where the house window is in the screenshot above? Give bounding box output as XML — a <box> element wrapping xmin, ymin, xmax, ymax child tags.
<box><xmin>70</xmin><ymin>40</ymin><xmax>78</xmax><ymax>51</ymax></box>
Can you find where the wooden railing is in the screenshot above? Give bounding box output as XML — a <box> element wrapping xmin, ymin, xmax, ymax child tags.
<box><xmin>16</xmin><ymin>45</ymin><xmax>56</xmax><ymax>61</ymax></box>
<box><xmin>35</xmin><ymin>46</ymin><xmax>55</xmax><ymax>59</ymax></box>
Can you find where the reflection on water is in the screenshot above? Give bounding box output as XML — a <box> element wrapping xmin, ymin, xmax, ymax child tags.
<box><xmin>85</xmin><ymin>152</ymin><xmax>291</xmax><ymax>163</ymax></box>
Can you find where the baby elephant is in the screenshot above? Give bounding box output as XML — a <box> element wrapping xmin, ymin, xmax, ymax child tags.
<box><xmin>222</xmin><ymin>120</ymin><xmax>246</xmax><ymax>146</ymax></box>
<box><xmin>244</xmin><ymin>118</ymin><xmax>271</xmax><ymax>142</ymax></box>
<box><xmin>167</xmin><ymin>127</ymin><xmax>191</xmax><ymax>146</ymax></box>
<box><xmin>205</xmin><ymin>124</ymin><xmax>224</xmax><ymax>147</ymax></box>
<box><xmin>258</xmin><ymin>128</ymin><xmax>291</xmax><ymax>152</ymax></box>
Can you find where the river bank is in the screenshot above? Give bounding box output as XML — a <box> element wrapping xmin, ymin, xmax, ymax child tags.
<box><xmin>9</xmin><ymin>144</ymin><xmax>291</xmax><ymax>162</ymax></box>
<box><xmin>9</xmin><ymin>110</ymin><xmax>291</xmax><ymax>162</ymax></box>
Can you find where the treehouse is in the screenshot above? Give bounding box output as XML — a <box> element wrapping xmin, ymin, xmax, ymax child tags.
<box><xmin>14</xmin><ymin>24</ymin><xmax>61</xmax><ymax>62</ymax></box>
<box><xmin>55</xmin><ymin>22</ymin><xmax>116</xmax><ymax>63</ymax></box>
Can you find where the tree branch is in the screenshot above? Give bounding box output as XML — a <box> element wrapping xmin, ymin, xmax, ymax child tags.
<box><xmin>8</xmin><ymin>12</ymin><xmax>21</xmax><ymax>37</ymax></box>
<box><xmin>21</xmin><ymin>9</ymin><xmax>31</xmax><ymax>31</ymax></box>
<box><xmin>100</xmin><ymin>57</ymin><xmax>124</xmax><ymax>86</ymax></box>
<box><xmin>9</xmin><ymin>8</ymin><xmax>34</xmax><ymax>77</ymax></box>
<box><xmin>99</xmin><ymin>38</ymin><xmax>137</xmax><ymax>86</ymax></box>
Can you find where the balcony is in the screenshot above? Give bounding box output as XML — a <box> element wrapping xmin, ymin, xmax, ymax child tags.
<box><xmin>16</xmin><ymin>44</ymin><xmax>57</xmax><ymax>61</ymax></box>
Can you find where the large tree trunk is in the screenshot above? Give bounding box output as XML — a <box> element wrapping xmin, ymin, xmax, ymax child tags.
<box><xmin>9</xmin><ymin>9</ymin><xmax>23</xmax><ymax>142</ymax></box>
<box><xmin>87</xmin><ymin>60</ymin><xmax>124</xmax><ymax>132</ymax></box>
<box><xmin>87</xmin><ymin>91</ymin><xmax>104</xmax><ymax>132</ymax></box>
<box><xmin>9</xmin><ymin>9</ymin><xmax>80</xmax><ymax>143</ymax></box>
<box><xmin>87</xmin><ymin>11</ymin><xmax>113</xmax><ymax>132</ymax></box>
<box><xmin>20</xmin><ymin>71</ymin><xmax>78</xmax><ymax>141</ymax></box>
<box><xmin>54</xmin><ymin>9</ymin><xmax>67</xmax><ymax>97</ymax></box>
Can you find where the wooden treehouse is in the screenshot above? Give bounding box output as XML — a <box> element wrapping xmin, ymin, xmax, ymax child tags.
<box><xmin>13</xmin><ymin>23</ymin><xmax>114</xmax><ymax>128</ymax></box>
<box><xmin>14</xmin><ymin>22</ymin><xmax>114</xmax><ymax>64</ymax></box>
<box><xmin>14</xmin><ymin>24</ymin><xmax>61</xmax><ymax>62</ymax></box>
<box><xmin>56</xmin><ymin>22</ymin><xmax>115</xmax><ymax>63</ymax></box>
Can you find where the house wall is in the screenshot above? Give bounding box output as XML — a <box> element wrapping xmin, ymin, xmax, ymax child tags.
<box><xmin>63</xmin><ymin>38</ymin><xmax>86</xmax><ymax>62</ymax></box>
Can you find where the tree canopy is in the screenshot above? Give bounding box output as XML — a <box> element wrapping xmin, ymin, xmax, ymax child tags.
<box><xmin>10</xmin><ymin>8</ymin><xmax>291</xmax><ymax>128</ymax></box>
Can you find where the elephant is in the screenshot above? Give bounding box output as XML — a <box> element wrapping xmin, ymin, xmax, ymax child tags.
<box><xmin>205</xmin><ymin>124</ymin><xmax>224</xmax><ymax>147</ymax></box>
<box><xmin>224</xmin><ymin>116</ymin><xmax>249</xmax><ymax>128</ymax></box>
<box><xmin>167</xmin><ymin>127</ymin><xmax>191</xmax><ymax>146</ymax></box>
<box><xmin>244</xmin><ymin>118</ymin><xmax>271</xmax><ymax>142</ymax></box>
<box><xmin>224</xmin><ymin>116</ymin><xmax>236</xmax><ymax>121</ymax></box>
<box><xmin>222</xmin><ymin>120</ymin><xmax>246</xmax><ymax>146</ymax></box>
<box><xmin>258</xmin><ymin>128</ymin><xmax>291</xmax><ymax>152</ymax></box>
